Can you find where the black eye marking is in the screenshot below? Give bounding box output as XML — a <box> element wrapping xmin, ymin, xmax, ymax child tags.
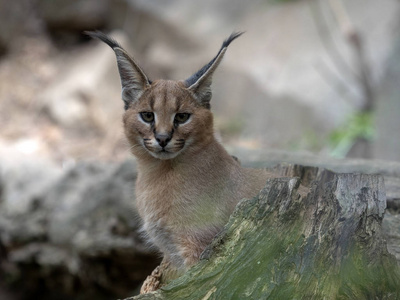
<box><xmin>174</xmin><ymin>113</ymin><xmax>191</xmax><ymax>124</ymax></box>
<box><xmin>140</xmin><ymin>112</ymin><xmax>154</xmax><ymax>123</ymax></box>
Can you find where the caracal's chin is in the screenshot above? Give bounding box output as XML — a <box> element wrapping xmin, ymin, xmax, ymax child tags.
<box><xmin>149</xmin><ymin>149</ymin><xmax>182</xmax><ymax>160</ymax></box>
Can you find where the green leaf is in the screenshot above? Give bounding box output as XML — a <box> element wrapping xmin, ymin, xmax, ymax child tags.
<box><xmin>329</xmin><ymin>112</ymin><xmax>375</xmax><ymax>158</ymax></box>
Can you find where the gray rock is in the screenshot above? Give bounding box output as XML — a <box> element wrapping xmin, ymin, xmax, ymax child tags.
<box><xmin>37</xmin><ymin>0</ymin><xmax>110</xmax><ymax>32</ymax></box>
<box><xmin>0</xmin><ymin>159</ymin><xmax>160</xmax><ymax>299</ymax></box>
<box><xmin>0</xmin><ymin>0</ymin><xmax>42</xmax><ymax>53</ymax></box>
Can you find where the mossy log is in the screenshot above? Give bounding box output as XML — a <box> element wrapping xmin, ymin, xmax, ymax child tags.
<box><xmin>129</xmin><ymin>165</ymin><xmax>400</xmax><ymax>299</ymax></box>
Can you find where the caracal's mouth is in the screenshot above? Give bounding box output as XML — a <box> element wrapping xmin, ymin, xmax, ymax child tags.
<box><xmin>150</xmin><ymin>149</ymin><xmax>181</xmax><ymax>160</ymax></box>
<box><xmin>141</xmin><ymin>138</ymin><xmax>188</xmax><ymax>160</ymax></box>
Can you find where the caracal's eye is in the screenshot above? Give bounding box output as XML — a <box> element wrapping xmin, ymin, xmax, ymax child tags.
<box><xmin>140</xmin><ymin>112</ymin><xmax>154</xmax><ymax>123</ymax></box>
<box><xmin>174</xmin><ymin>113</ymin><xmax>190</xmax><ymax>124</ymax></box>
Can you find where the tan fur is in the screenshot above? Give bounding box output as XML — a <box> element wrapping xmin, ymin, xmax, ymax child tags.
<box><xmin>86</xmin><ymin>31</ymin><xmax>271</xmax><ymax>273</ymax></box>
<box><xmin>123</xmin><ymin>80</ymin><xmax>269</xmax><ymax>271</ymax></box>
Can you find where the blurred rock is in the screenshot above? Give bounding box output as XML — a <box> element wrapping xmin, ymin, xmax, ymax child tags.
<box><xmin>37</xmin><ymin>0</ymin><xmax>109</xmax><ymax>44</ymax></box>
<box><xmin>0</xmin><ymin>158</ymin><xmax>160</xmax><ymax>300</ymax></box>
<box><xmin>38</xmin><ymin>31</ymin><xmax>125</xmax><ymax>128</ymax></box>
<box><xmin>374</xmin><ymin>35</ymin><xmax>400</xmax><ymax>161</ymax></box>
<box><xmin>0</xmin><ymin>0</ymin><xmax>43</xmax><ymax>53</ymax></box>
<box><xmin>211</xmin><ymin>70</ymin><xmax>328</xmax><ymax>147</ymax></box>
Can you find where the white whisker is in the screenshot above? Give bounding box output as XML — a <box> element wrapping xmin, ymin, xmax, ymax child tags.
<box><xmin>129</xmin><ymin>143</ymin><xmax>146</xmax><ymax>153</ymax></box>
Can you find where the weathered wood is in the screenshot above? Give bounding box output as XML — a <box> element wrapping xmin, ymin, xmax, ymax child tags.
<box><xmin>132</xmin><ymin>165</ymin><xmax>400</xmax><ymax>299</ymax></box>
<box><xmin>383</xmin><ymin>211</ymin><xmax>400</xmax><ymax>264</ymax></box>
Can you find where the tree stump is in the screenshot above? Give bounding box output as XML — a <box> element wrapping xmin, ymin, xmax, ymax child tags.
<box><xmin>130</xmin><ymin>164</ymin><xmax>400</xmax><ymax>299</ymax></box>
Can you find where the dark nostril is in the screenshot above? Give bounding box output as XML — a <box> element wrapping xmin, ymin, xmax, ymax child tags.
<box><xmin>155</xmin><ymin>134</ymin><xmax>171</xmax><ymax>147</ymax></box>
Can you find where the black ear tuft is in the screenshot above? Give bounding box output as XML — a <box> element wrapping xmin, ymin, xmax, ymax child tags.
<box><xmin>222</xmin><ymin>31</ymin><xmax>244</xmax><ymax>48</ymax></box>
<box><xmin>85</xmin><ymin>31</ymin><xmax>151</xmax><ymax>109</ymax></box>
<box><xmin>84</xmin><ymin>31</ymin><xmax>122</xmax><ymax>49</ymax></box>
<box><xmin>184</xmin><ymin>32</ymin><xmax>244</xmax><ymax>108</ymax></box>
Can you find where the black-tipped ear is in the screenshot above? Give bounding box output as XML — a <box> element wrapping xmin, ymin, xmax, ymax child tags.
<box><xmin>184</xmin><ymin>32</ymin><xmax>244</xmax><ymax>108</ymax></box>
<box><xmin>85</xmin><ymin>31</ymin><xmax>151</xmax><ymax>110</ymax></box>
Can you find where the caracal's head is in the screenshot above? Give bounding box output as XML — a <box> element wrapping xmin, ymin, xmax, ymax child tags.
<box><xmin>86</xmin><ymin>31</ymin><xmax>242</xmax><ymax>160</ymax></box>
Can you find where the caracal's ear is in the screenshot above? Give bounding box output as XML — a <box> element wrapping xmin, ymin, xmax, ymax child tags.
<box><xmin>85</xmin><ymin>31</ymin><xmax>151</xmax><ymax>110</ymax></box>
<box><xmin>184</xmin><ymin>32</ymin><xmax>244</xmax><ymax>109</ymax></box>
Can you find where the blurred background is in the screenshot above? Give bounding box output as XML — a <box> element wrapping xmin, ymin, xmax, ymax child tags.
<box><xmin>0</xmin><ymin>0</ymin><xmax>400</xmax><ymax>299</ymax></box>
<box><xmin>1</xmin><ymin>0</ymin><xmax>399</xmax><ymax>165</ymax></box>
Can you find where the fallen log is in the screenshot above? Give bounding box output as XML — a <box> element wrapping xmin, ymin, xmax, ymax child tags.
<box><xmin>131</xmin><ymin>164</ymin><xmax>400</xmax><ymax>299</ymax></box>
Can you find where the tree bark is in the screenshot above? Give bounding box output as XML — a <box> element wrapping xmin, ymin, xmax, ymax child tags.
<box><xmin>131</xmin><ymin>164</ymin><xmax>400</xmax><ymax>299</ymax></box>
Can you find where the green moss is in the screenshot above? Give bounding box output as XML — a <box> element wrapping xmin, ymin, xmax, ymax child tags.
<box><xmin>134</xmin><ymin>176</ymin><xmax>400</xmax><ymax>300</ymax></box>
